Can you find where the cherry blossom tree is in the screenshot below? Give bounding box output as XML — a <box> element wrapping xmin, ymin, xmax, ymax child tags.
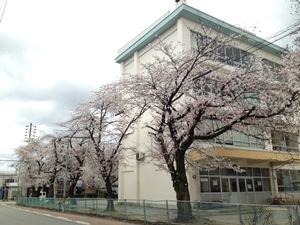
<box><xmin>53</xmin><ymin>134</ymin><xmax>89</xmax><ymax>198</ymax></box>
<box><xmin>15</xmin><ymin>135</ymin><xmax>68</xmax><ymax>197</ymax></box>
<box><xmin>128</xmin><ymin>31</ymin><xmax>300</xmax><ymax>220</ymax></box>
<box><xmin>16</xmin><ymin>138</ymin><xmax>51</xmax><ymax>197</ymax></box>
<box><xmin>41</xmin><ymin>136</ymin><xmax>65</xmax><ymax>197</ymax></box>
<box><xmin>68</xmin><ymin>80</ymin><xmax>148</xmax><ymax>209</ymax></box>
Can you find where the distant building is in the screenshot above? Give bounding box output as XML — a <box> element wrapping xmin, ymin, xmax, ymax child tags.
<box><xmin>0</xmin><ymin>171</ymin><xmax>19</xmax><ymax>200</ymax></box>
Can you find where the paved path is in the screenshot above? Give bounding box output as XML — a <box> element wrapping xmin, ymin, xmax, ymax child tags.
<box><xmin>2</xmin><ymin>202</ymin><xmax>136</xmax><ymax>225</ymax></box>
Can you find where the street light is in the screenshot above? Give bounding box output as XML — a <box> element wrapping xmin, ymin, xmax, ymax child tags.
<box><xmin>62</xmin><ymin>138</ymin><xmax>70</xmax><ymax>212</ymax></box>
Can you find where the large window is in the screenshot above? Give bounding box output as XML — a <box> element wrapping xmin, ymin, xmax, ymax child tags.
<box><xmin>271</xmin><ymin>131</ymin><xmax>299</xmax><ymax>152</ymax></box>
<box><xmin>215</xmin><ymin>128</ymin><xmax>265</xmax><ymax>150</ymax></box>
<box><xmin>191</xmin><ymin>32</ymin><xmax>252</xmax><ymax>68</ymax></box>
<box><xmin>217</xmin><ymin>46</ymin><xmax>251</xmax><ymax>67</ymax></box>
<box><xmin>200</xmin><ymin>167</ymin><xmax>270</xmax><ymax>193</ymax></box>
<box><xmin>200</xmin><ymin>119</ymin><xmax>265</xmax><ymax>149</ymax></box>
<box><xmin>191</xmin><ymin>32</ymin><xmax>282</xmax><ymax>80</ymax></box>
<box><xmin>276</xmin><ymin>169</ymin><xmax>300</xmax><ymax>192</ymax></box>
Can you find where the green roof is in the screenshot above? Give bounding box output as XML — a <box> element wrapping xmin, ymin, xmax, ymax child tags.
<box><xmin>115</xmin><ymin>4</ymin><xmax>286</xmax><ymax>63</ymax></box>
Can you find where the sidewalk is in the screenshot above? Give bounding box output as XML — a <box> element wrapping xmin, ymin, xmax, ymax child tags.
<box><xmin>5</xmin><ymin>203</ymin><xmax>137</xmax><ymax>225</ymax></box>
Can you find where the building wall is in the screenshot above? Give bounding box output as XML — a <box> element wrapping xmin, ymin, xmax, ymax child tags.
<box><xmin>117</xmin><ymin>4</ymin><xmax>295</xmax><ymax>203</ymax></box>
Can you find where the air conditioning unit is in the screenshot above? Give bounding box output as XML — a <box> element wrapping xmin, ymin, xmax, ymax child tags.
<box><xmin>136</xmin><ymin>152</ymin><xmax>145</xmax><ymax>161</ymax></box>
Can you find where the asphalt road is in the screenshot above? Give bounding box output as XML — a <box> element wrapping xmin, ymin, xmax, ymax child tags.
<box><xmin>0</xmin><ymin>202</ymin><xmax>136</xmax><ymax>225</ymax></box>
<box><xmin>0</xmin><ymin>203</ymin><xmax>86</xmax><ymax>225</ymax></box>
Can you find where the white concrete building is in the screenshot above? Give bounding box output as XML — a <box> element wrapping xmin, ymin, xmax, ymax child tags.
<box><xmin>0</xmin><ymin>171</ymin><xmax>19</xmax><ymax>200</ymax></box>
<box><xmin>116</xmin><ymin>1</ymin><xmax>300</xmax><ymax>204</ymax></box>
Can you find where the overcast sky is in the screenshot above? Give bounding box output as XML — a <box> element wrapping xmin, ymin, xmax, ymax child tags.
<box><xmin>0</xmin><ymin>0</ymin><xmax>297</xmax><ymax>167</ymax></box>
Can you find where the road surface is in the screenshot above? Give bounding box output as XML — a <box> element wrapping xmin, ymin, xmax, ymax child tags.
<box><xmin>0</xmin><ymin>202</ymin><xmax>135</xmax><ymax>225</ymax></box>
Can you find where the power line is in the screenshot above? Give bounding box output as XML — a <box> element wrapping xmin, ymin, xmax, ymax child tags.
<box><xmin>242</xmin><ymin>20</ymin><xmax>300</xmax><ymax>54</ymax></box>
<box><xmin>0</xmin><ymin>0</ymin><xmax>8</xmax><ymax>24</ymax></box>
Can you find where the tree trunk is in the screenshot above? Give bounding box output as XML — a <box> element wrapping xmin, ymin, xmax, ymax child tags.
<box><xmin>175</xmin><ymin>185</ymin><xmax>192</xmax><ymax>222</ymax></box>
<box><xmin>30</xmin><ymin>186</ymin><xmax>43</xmax><ymax>197</ymax></box>
<box><xmin>68</xmin><ymin>176</ymin><xmax>80</xmax><ymax>198</ymax></box>
<box><xmin>48</xmin><ymin>184</ymin><xmax>54</xmax><ymax>198</ymax></box>
<box><xmin>173</xmin><ymin>151</ymin><xmax>193</xmax><ymax>222</ymax></box>
<box><xmin>68</xmin><ymin>182</ymin><xmax>76</xmax><ymax>197</ymax></box>
<box><xmin>104</xmin><ymin>178</ymin><xmax>115</xmax><ymax>211</ymax></box>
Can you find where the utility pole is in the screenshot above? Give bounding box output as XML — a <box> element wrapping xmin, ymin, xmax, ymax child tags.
<box><xmin>24</xmin><ymin>123</ymin><xmax>36</xmax><ymax>140</ymax></box>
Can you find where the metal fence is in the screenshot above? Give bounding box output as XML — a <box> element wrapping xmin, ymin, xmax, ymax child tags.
<box><xmin>17</xmin><ymin>197</ymin><xmax>300</xmax><ymax>225</ymax></box>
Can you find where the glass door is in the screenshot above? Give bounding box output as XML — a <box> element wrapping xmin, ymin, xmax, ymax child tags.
<box><xmin>229</xmin><ymin>178</ymin><xmax>239</xmax><ymax>203</ymax></box>
<box><xmin>239</xmin><ymin>178</ymin><xmax>255</xmax><ymax>203</ymax></box>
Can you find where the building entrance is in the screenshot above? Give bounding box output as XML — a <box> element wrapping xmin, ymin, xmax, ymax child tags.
<box><xmin>199</xmin><ymin>167</ymin><xmax>271</xmax><ymax>203</ymax></box>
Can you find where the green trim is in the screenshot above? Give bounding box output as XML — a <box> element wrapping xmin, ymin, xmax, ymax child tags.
<box><xmin>115</xmin><ymin>4</ymin><xmax>285</xmax><ymax>63</ymax></box>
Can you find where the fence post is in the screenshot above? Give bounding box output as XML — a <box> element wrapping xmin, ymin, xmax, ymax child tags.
<box><xmin>85</xmin><ymin>198</ymin><xmax>87</xmax><ymax>213</ymax></box>
<box><xmin>125</xmin><ymin>199</ymin><xmax>128</xmax><ymax>219</ymax></box>
<box><xmin>238</xmin><ymin>204</ymin><xmax>243</xmax><ymax>225</ymax></box>
<box><xmin>143</xmin><ymin>200</ymin><xmax>147</xmax><ymax>223</ymax></box>
<box><xmin>294</xmin><ymin>206</ymin><xmax>300</xmax><ymax>225</ymax></box>
<box><xmin>196</xmin><ymin>201</ymin><xmax>201</xmax><ymax>225</ymax></box>
<box><xmin>166</xmin><ymin>200</ymin><xmax>170</xmax><ymax>225</ymax></box>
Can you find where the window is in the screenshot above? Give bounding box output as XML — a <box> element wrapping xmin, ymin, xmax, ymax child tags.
<box><xmin>241</xmin><ymin>50</ymin><xmax>251</xmax><ymax>66</ymax></box>
<box><xmin>200</xmin><ymin>170</ymin><xmax>208</xmax><ymax>175</ymax></box>
<box><xmin>276</xmin><ymin>169</ymin><xmax>300</xmax><ymax>192</ymax></box>
<box><xmin>222</xmin><ymin>178</ymin><xmax>229</xmax><ymax>192</ymax></box>
<box><xmin>272</xmin><ymin>131</ymin><xmax>299</xmax><ymax>152</ymax></box>
<box><xmin>191</xmin><ymin>32</ymin><xmax>252</xmax><ymax>68</ymax></box>
<box><xmin>238</xmin><ymin>167</ymin><xmax>253</xmax><ymax>176</ymax></box>
<box><xmin>200</xmin><ymin>177</ymin><xmax>209</xmax><ymax>192</ymax></box>
<box><xmin>210</xmin><ymin>177</ymin><xmax>221</xmax><ymax>192</ymax></box>
<box><xmin>246</xmin><ymin>179</ymin><xmax>254</xmax><ymax>191</ymax></box>
<box><xmin>214</xmin><ymin>126</ymin><xmax>264</xmax><ymax>149</ymax></box>
<box><xmin>239</xmin><ymin>179</ymin><xmax>246</xmax><ymax>192</ymax></box>
<box><xmin>230</xmin><ymin>179</ymin><xmax>238</xmax><ymax>192</ymax></box>
<box><xmin>233</xmin><ymin>48</ymin><xmax>241</xmax><ymax>64</ymax></box>
<box><xmin>262</xmin><ymin>178</ymin><xmax>271</xmax><ymax>191</ymax></box>
<box><xmin>253</xmin><ymin>168</ymin><xmax>261</xmax><ymax>176</ymax></box>
<box><xmin>216</xmin><ymin>130</ymin><xmax>233</xmax><ymax>145</ymax></box>
<box><xmin>223</xmin><ymin>46</ymin><xmax>252</xmax><ymax>67</ymax></box>
<box><xmin>210</xmin><ymin>168</ymin><xmax>220</xmax><ymax>175</ymax></box>
<box><xmin>254</xmin><ymin>178</ymin><xmax>263</xmax><ymax>191</ymax></box>
<box><xmin>220</xmin><ymin>168</ymin><xmax>236</xmax><ymax>176</ymax></box>
<box><xmin>261</xmin><ymin>169</ymin><xmax>269</xmax><ymax>177</ymax></box>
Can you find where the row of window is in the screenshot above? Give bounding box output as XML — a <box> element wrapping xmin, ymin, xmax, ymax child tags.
<box><xmin>199</xmin><ymin>168</ymin><xmax>300</xmax><ymax>193</ymax></box>
<box><xmin>191</xmin><ymin>32</ymin><xmax>281</xmax><ymax>70</ymax></box>
<box><xmin>214</xmin><ymin>130</ymin><xmax>299</xmax><ymax>152</ymax></box>
<box><xmin>201</xmin><ymin>120</ymin><xmax>298</xmax><ymax>152</ymax></box>
<box><xmin>191</xmin><ymin>32</ymin><xmax>252</xmax><ymax>68</ymax></box>
<box><xmin>200</xmin><ymin>167</ymin><xmax>269</xmax><ymax>177</ymax></box>
<box><xmin>200</xmin><ymin>177</ymin><xmax>271</xmax><ymax>193</ymax></box>
<box><xmin>200</xmin><ymin>121</ymin><xmax>298</xmax><ymax>152</ymax></box>
<box><xmin>200</xmin><ymin>168</ymin><xmax>271</xmax><ymax>193</ymax></box>
<box><xmin>214</xmin><ymin>129</ymin><xmax>265</xmax><ymax>150</ymax></box>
